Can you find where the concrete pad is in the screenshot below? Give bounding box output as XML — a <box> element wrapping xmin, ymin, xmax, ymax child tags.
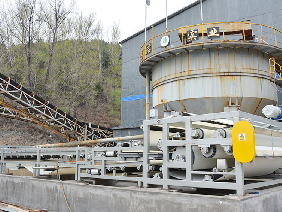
<box><xmin>0</xmin><ymin>174</ymin><xmax>281</xmax><ymax>212</ymax></box>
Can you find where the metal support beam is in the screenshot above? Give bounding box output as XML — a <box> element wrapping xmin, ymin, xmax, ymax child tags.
<box><xmin>235</xmin><ymin>160</ymin><xmax>245</xmax><ymax>195</ymax></box>
<box><xmin>0</xmin><ymin>150</ymin><xmax>4</xmax><ymax>173</ymax></box>
<box><xmin>36</xmin><ymin>148</ymin><xmax>40</xmax><ymax>176</ymax></box>
<box><xmin>143</xmin><ymin>120</ymin><xmax>150</xmax><ymax>187</ymax></box>
<box><xmin>75</xmin><ymin>150</ymin><xmax>79</xmax><ymax>181</ymax></box>
<box><xmin>185</xmin><ymin>119</ymin><xmax>192</xmax><ymax>182</ymax></box>
<box><xmin>162</xmin><ymin>123</ymin><xmax>169</xmax><ymax>189</ymax></box>
<box><xmin>146</xmin><ymin>70</ymin><xmax>150</xmax><ymax>120</ymax></box>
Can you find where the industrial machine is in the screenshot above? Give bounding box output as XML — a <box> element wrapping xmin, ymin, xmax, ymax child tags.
<box><xmin>1</xmin><ymin>22</ymin><xmax>282</xmax><ymax>195</ymax></box>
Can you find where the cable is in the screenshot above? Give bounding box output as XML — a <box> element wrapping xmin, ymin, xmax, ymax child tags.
<box><xmin>60</xmin><ymin>180</ymin><xmax>73</xmax><ymax>212</ymax></box>
<box><xmin>57</xmin><ymin>163</ymin><xmax>72</xmax><ymax>212</ymax></box>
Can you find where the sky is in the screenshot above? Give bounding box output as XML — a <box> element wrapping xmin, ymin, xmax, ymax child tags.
<box><xmin>74</xmin><ymin>0</ymin><xmax>197</xmax><ymax>42</ymax></box>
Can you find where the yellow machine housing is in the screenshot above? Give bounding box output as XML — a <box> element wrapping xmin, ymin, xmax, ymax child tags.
<box><xmin>232</xmin><ymin>121</ymin><xmax>256</xmax><ymax>163</ymax></box>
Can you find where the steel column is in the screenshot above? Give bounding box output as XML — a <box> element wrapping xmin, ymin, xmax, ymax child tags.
<box><xmin>146</xmin><ymin>70</ymin><xmax>150</xmax><ymax>120</ymax></box>
<box><xmin>162</xmin><ymin>122</ymin><xmax>169</xmax><ymax>189</ymax></box>
<box><xmin>143</xmin><ymin>120</ymin><xmax>150</xmax><ymax>187</ymax></box>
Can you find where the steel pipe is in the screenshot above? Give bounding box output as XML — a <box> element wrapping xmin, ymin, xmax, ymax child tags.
<box><xmin>37</xmin><ymin>135</ymin><xmax>144</xmax><ymax>148</ymax></box>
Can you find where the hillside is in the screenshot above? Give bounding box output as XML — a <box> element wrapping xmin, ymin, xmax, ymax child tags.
<box><xmin>0</xmin><ymin>116</ymin><xmax>67</xmax><ymax>146</ymax></box>
<box><xmin>0</xmin><ymin>0</ymin><xmax>122</xmax><ymax>146</ymax></box>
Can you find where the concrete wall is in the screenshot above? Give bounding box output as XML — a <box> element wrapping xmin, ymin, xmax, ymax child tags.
<box><xmin>117</xmin><ymin>0</ymin><xmax>282</xmax><ymax>136</ymax></box>
<box><xmin>1</xmin><ymin>175</ymin><xmax>282</xmax><ymax>212</ymax></box>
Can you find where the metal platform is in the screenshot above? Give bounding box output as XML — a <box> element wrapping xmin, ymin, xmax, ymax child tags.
<box><xmin>139</xmin><ymin>22</ymin><xmax>282</xmax><ymax>86</ymax></box>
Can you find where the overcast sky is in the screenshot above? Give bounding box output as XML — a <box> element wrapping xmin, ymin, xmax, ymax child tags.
<box><xmin>75</xmin><ymin>0</ymin><xmax>197</xmax><ymax>41</ymax></box>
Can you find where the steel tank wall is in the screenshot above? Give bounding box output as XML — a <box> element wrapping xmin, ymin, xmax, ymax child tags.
<box><xmin>152</xmin><ymin>48</ymin><xmax>277</xmax><ymax>116</ymax></box>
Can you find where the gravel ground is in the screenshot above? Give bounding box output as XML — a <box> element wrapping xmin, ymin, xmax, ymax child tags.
<box><xmin>0</xmin><ymin>116</ymin><xmax>67</xmax><ymax>146</ymax></box>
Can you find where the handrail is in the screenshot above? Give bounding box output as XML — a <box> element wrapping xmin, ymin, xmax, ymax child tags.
<box><xmin>139</xmin><ymin>22</ymin><xmax>282</xmax><ymax>66</ymax></box>
<box><xmin>269</xmin><ymin>57</ymin><xmax>282</xmax><ymax>82</ymax></box>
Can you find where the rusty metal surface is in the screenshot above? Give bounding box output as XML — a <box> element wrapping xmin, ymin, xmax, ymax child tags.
<box><xmin>139</xmin><ymin>22</ymin><xmax>282</xmax><ymax>116</ymax></box>
<box><xmin>0</xmin><ymin>104</ymin><xmax>33</xmax><ymax>122</ymax></box>
<box><xmin>139</xmin><ymin>22</ymin><xmax>282</xmax><ymax>77</ymax></box>
<box><xmin>151</xmin><ymin>46</ymin><xmax>277</xmax><ymax>116</ymax></box>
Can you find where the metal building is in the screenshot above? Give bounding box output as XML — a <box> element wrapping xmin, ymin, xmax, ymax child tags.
<box><xmin>114</xmin><ymin>0</ymin><xmax>282</xmax><ymax>137</ymax></box>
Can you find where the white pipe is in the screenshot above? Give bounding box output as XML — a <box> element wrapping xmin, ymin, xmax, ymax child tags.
<box><xmin>166</xmin><ymin>0</ymin><xmax>168</xmax><ymax>31</ymax></box>
<box><xmin>200</xmin><ymin>0</ymin><xmax>203</xmax><ymax>24</ymax></box>
<box><xmin>145</xmin><ymin>2</ymin><xmax>147</xmax><ymax>41</ymax></box>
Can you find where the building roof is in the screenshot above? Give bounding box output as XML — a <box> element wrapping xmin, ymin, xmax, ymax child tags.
<box><xmin>120</xmin><ymin>0</ymin><xmax>205</xmax><ymax>44</ymax></box>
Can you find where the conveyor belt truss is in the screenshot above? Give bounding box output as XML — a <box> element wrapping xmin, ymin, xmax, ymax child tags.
<box><xmin>0</xmin><ymin>73</ymin><xmax>113</xmax><ymax>141</ymax></box>
<box><xmin>0</xmin><ymin>104</ymin><xmax>33</xmax><ymax>121</ymax></box>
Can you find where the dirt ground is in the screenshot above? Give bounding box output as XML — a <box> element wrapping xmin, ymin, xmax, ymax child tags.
<box><xmin>0</xmin><ymin>116</ymin><xmax>67</xmax><ymax>146</ymax></box>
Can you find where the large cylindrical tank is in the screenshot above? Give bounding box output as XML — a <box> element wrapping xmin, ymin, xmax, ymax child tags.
<box><xmin>152</xmin><ymin>47</ymin><xmax>277</xmax><ymax>116</ymax></box>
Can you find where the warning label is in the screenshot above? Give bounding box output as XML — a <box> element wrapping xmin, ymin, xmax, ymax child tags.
<box><xmin>238</xmin><ymin>133</ymin><xmax>246</xmax><ymax>141</ymax></box>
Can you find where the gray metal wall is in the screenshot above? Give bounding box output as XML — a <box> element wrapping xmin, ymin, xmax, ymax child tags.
<box><xmin>115</xmin><ymin>0</ymin><xmax>282</xmax><ymax>137</ymax></box>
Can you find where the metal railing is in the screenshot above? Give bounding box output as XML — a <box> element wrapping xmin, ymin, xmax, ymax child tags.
<box><xmin>139</xmin><ymin>22</ymin><xmax>282</xmax><ymax>65</ymax></box>
<box><xmin>269</xmin><ymin>57</ymin><xmax>282</xmax><ymax>83</ymax></box>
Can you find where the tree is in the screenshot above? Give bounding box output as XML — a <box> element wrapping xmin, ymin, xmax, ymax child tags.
<box><xmin>39</xmin><ymin>0</ymin><xmax>75</xmax><ymax>96</ymax></box>
<box><xmin>0</xmin><ymin>0</ymin><xmax>122</xmax><ymax>128</ymax></box>
<box><xmin>107</xmin><ymin>22</ymin><xmax>121</xmax><ymax>125</ymax></box>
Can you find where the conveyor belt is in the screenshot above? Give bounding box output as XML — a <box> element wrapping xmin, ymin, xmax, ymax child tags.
<box><xmin>0</xmin><ymin>73</ymin><xmax>113</xmax><ymax>141</ymax></box>
<box><xmin>0</xmin><ymin>104</ymin><xmax>33</xmax><ymax>122</ymax></box>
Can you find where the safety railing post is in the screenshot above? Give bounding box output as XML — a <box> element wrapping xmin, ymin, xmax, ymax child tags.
<box><xmin>261</xmin><ymin>25</ymin><xmax>264</xmax><ymax>44</ymax></box>
<box><xmin>202</xmin><ymin>24</ymin><xmax>204</xmax><ymax>43</ymax></box>
<box><xmin>143</xmin><ymin>44</ymin><xmax>146</xmax><ymax>61</ymax></box>
<box><xmin>243</xmin><ymin>22</ymin><xmax>245</xmax><ymax>41</ymax></box>
<box><xmin>274</xmin><ymin>28</ymin><xmax>277</xmax><ymax>47</ymax></box>
<box><xmin>182</xmin><ymin>27</ymin><xmax>184</xmax><ymax>46</ymax></box>
<box><xmin>223</xmin><ymin>24</ymin><xmax>225</xmax><ymax>40</ymax></box>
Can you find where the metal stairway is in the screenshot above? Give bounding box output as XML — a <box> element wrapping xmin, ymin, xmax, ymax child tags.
<box><xmin>0</xmin><ymin>73</ymin><xmax>113</xmax><ymax>141</ymax></box>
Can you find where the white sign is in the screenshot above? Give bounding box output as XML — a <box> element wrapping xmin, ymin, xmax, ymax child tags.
<box><xmin>160</xmin><ymin>36</ymin><xmax>170</xmax><ymax>47</ymax></box>
<box><xmin>238</xmin><ymin>133</ymin><xmax>246</xmax><ymax>141</ymax></box>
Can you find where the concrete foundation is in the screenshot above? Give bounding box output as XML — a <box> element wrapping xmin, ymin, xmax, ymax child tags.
<box><xmin>0</xmin><ymin>175</ymin><xmax>282</xmax><ymax>212</ymax></box>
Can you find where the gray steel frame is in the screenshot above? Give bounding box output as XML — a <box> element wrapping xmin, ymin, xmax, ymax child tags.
<box><xmin>1</xmin><ymin>111</ymin><xmax>282</xmax><ymax>195</ymax></box>
<box><xmin>0</xmin><ymin>146</ymin><xmax>91</xmax><ymax>180</ymax></box>
<box><xmin>143</xmin><ymin>111</ymin><xmax>282</xmax><ymax>195</ymax></box>
<box><xmin>78</xmin><ymin>145</ymin><xmax>144</xmax><ymax>186</ymax></box>
<box><xmin>0</xmin><ymin>105</ymin><xmax>33</xmax><ymax>121</ymax></box>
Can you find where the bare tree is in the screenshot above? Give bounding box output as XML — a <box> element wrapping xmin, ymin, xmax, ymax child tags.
<box><xmin>74</xmin><ymin>12</ymin><xmax>96</xmax><ymax>41</ymax></box>
<box><xmin>110</xmin><ymin>22</ymin><xmax>121</xmax><ymax>92</ymax></box>
<box><xmin>39</xmin><ymin>0</ymin><xmax>74</xmax><ymax>96</ymax></box>
<box><xmin>95</xmin><ymin>21</ymin><xmax>103</xmax><ymax>74</ymax></box>
<box><xmin>4</xmin><ymin>0</ymin><xmax>41</xmax><ymax>88</ymax></box>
